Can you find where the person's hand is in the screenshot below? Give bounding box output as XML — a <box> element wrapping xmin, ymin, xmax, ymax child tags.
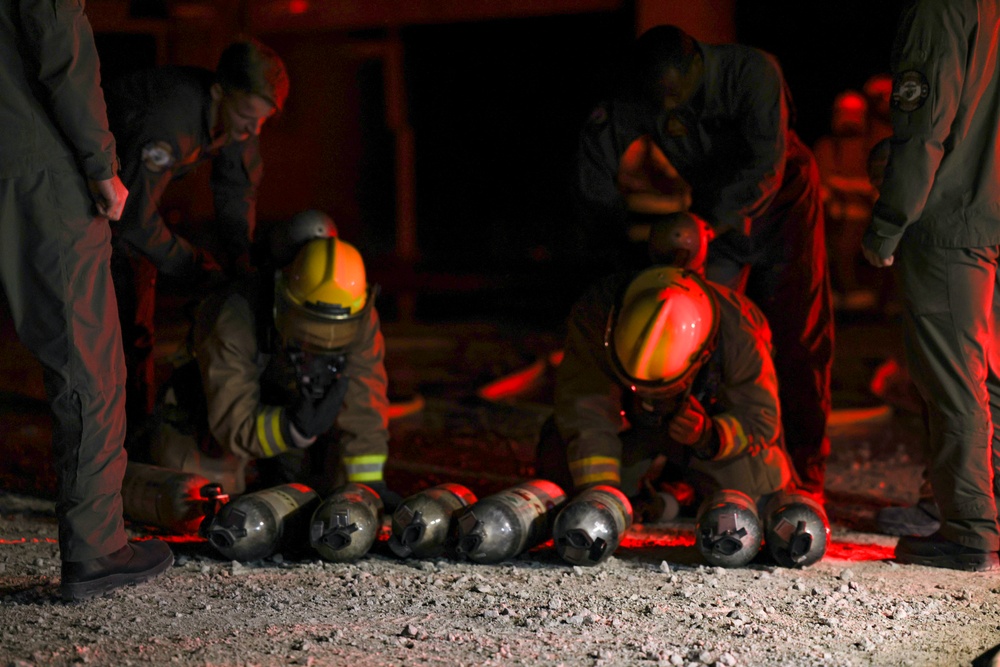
<box><xmin>862</xmin><ymin>244</ymin><xmax>894</xmax><ymax>267</ymax></box>
<box><xmin>667</xmin><ymin>394</ymin><xmax>710</xmax><ymax>446</ymax></box>
<box><xmin>88</xmin><ymin>175</ymin><xmax>128</xmax><ymax>220</ymax></box>
<box><xmin>193</xmin><ymin>247</ymin><xmax>227</xmax><ymax>289</ymax></box>
<box><xmin>287</xmin><ymin>374</ymin><xmax>349</xmax><ymax>440</ymax></box>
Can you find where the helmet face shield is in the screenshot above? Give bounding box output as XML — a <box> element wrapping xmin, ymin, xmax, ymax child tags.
<box><xmin>274</xmin><ymin>293</ymin><xmax>370</xmax><ymax>353</ymax></box>
<box><xmin>605</xmin><ymin>267</ymin><xmax>719</xmax><ymax>398</ymax></box>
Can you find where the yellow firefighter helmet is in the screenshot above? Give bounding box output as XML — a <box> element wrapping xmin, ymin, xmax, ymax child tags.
<box><xmin>274</xmin><ymin>237</ymin><xmax>371</xmax><ymax>352</ymax></box>
<box><xmin>606</xmin><ymin>266</ymin><xmax>719</xmax><ymax>397</ymax></box>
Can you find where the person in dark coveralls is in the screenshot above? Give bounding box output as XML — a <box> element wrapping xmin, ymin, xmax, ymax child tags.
<box><xmin>150</xmin><ymin>216</ymin><xmax>393</xmax><ymax>502</ymax></box>
<box><xmin>862</xmin><ymin>0</ymin><xmax>1000</xmax><ymax>571</ymax></box>
<box><xmin>0</xmin><ymin>0</ymin><xmax>172</xmax><ymax>600</ymax></box>
<box><xmin>576</xmin><ymin>26</ymin><xmax>833</xmax><ymax>496</ymax></box>
<box><xmin>536</xmin><ymin>212</ymin><xmax>793</xmax><ymax>521</ymax></box>
<box><xmin>105</xmin><ymin>39</ymin><xmax>289</xmax><ymax>450</ymax></box>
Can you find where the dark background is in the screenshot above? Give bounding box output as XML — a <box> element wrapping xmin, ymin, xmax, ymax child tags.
<box><xmin>89</xmin><ymin>0</ymin><xmax>907</xmax><ymax>323</ymax></box>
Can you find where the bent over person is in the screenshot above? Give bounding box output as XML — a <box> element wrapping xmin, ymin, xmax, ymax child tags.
<box><xmin>536</xmin><ymin>213</ymin><xmax>793</xmax><ymax>528</ymax></box>
<box><xmin>576</xmin><ymin>25</ymin><xmax>833</xmax><ymax>496</ymax></box>
<box><xmin>150</xmin><ymin>219</ymin><xmax>391</xmax><ymax>499</ymax></box>
<box><xmin>0</xmin><ymin>0</ymin><xmax>171</xmax><ymax>600</ymax></box>
<box><xmin>105</xmin><ymin>39</ymin><xmax>289</xmax><ymax>450</ymax></box>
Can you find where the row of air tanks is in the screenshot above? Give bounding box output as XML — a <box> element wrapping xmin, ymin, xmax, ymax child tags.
<box><xmin>121</xmin><ymin>463</ymin><xmax>828</xmax><ymax>568</ymax></box>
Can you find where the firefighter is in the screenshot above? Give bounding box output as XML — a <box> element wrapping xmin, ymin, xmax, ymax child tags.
<box><xmin>535</xmin><ymin>211</ymin><xmax>794</xmax><ymax>530</ymax></box>
<box><xmin>149</xmin><ymin>218</ymin><xmax>392</xmax><ymax>501</ymax></box>
<box><xmin>862</xmin><ymin>0</ymin><xmax>1000</xmax><ymax>571</ymax></box>
<box><xmin>104</xmin><ymin>39</ymin><xmax>289</xmax><ymax>452</ymax></box>
<box><xmin>576</xmin><ymin>25</ymin><xmax>833</xmax><ymax>496</ymax></box>
<box><xmin>0</xmin><ymin>0</ymin><xmax>172</xmax><ymax>600</ymax></box>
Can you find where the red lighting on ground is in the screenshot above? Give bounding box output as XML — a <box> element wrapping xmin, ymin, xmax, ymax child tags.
<box><xmin>0</xmin><ymin>537</ymin><xmax>58</xmax><ymax>545</ymax></box>
<box><xmin>288</xmin><ymin>0</ymin><xmax>309</xmax><ymax>14</ymax></box>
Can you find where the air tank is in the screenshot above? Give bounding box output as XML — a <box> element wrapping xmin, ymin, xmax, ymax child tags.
<box><xmin>204</xmin><ymin>483</ymin><xmax>319</xmax><ymax>562</ymax></box>
<box><xmin>695</xmin><ymin>489</ymin><xmax>763</xmax><ymax>568</ymax></box>
<box><xmin>121</xmin><ymin>462</ymin><xmax>228</xmax><ymax>535</ymax></box>
<box><xmin>553</xmin><ymin>485</ymin><xmax>633</xmax><ymax>566</ymax></box>
<box><xmin>388</xmin><ymin>483</ymin><xmax>477</xmax><ymax>559</ymax></box>
<box><xmin>762</xmin><ymin>491</ymin><xmax>830</xmax><ymax>568</ymax></box>
<box><xmin>310</xmin><ymin>483</ymin><xmax>384</xmax><ymax>562</ymax></box>
<box><xmin>454</xmin><ymin>479</ymin><xmax>566</xmax><ymax>564</ymax></box>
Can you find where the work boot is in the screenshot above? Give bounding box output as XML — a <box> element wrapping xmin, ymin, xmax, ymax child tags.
<box><xmin>61</xmin><ymin>540</ymin><xmax>174</xmax><ymax>602</ymax></box>
<box><xmin>876</xmin><ymin>498</ymin><xmax>940</xmax><ymax>537</ymax></box>
<box><xmin>894</xmin><ymin>532</ymin><xmax>999</xmax><ymax>572</ymax></box>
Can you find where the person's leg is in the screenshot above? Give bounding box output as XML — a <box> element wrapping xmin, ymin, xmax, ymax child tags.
<box><xmin>746</xmin><ymin>135</ymin><xmax>834</xmax><ymax>495</ymax></box>
<box><xmin>0</xmin><ymin>166</ymin><xmax>173</xmax><ymax>598</ymax></box>
<box><xmin>894</xmin><ymin>239</ymin><xmax>999</xmax><ymax>568</ymax></box>
<box><xmin>110</xmin><ymin>247</ymin><xmax>158</xmax><ymax>458</ymax></box>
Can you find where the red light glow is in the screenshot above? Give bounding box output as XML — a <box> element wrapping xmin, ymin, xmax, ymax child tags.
<box><xmin>288</xmin><ymin>0</ymin><xmax>309</xmax><ymax>14</ymax></box>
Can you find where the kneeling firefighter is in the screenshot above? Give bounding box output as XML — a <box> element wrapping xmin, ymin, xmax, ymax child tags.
<box><xmin>538</xmin><ymin>212</ymin><xmax>825</xmax><ymax>566</ymax></box>
<box><xmin>150</xmin><ymin>212</ymin><xmax>392</xmax><ymax>499</ymax></box>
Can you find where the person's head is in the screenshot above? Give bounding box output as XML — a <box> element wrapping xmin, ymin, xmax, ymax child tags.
<box><xmin>266</xmin><ymin>209</ymin><xmax>339</xmax><ymax>269</ymax></box>
<box><xmin>831</xmin><ymin>90</ymin><xmax>868</xmax><ymax>136</ymax></box>
<box><xmin>606</xmin><ymin>266</ymin><xmax>719</xmax><ymax>406</ymax></box>
<box><xmin>863</xmin><ymin>73</ymin><xmax>893</xmax><ymax>123</ymax></box>
<box><xmin>647</xmin><ymin>211</ymin><xmax>715</xmax><ymax>274</ymax></box>
<box><xmin>628</xmin><ymin>25</ymin><xmax>703</xmax><ymax>113</ymax></box>
<box><xmin>212</xmin><ymin>39</ymin><xmax>290</xmax><ymax>142</ymax></box>
<box><xmin>273</xmin><ymin>237</ymin><xmax>372</xmax><ymax>356</ymax></box>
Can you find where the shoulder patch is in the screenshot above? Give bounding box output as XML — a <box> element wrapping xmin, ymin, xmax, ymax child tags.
<box><xmin>891</xmin><ymin>70</ymin><xmax>929</xmax><ymax>112</ymax></box>
<box><xmin>141</xmin><ymin>140</ymin><xmax>175</xmax><ymax>173</ymax></box>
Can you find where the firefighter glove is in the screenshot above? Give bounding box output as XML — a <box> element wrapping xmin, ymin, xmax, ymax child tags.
<box><xmin>287</xmin><ymin>373</ymin><xmax>349</xmax><ymax>440</ymax></box>
<box><xmin>667</xmin><ymin>394</ymin><xmax>715</xmax><ymax>455</ymax></box>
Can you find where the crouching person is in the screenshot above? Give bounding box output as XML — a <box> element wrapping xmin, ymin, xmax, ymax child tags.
<box><xmin>537</xmin><ymin>212</ymin><xmax>806</xmax><ymax>566</ymax></box>
<box><xmin>150</xmin><ymin>217</ymin><xmax>391</xmax><ymax>500</ymax></box>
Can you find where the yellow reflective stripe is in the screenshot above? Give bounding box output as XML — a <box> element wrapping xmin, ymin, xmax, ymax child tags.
<box><xmin>344</xmin><ymin>454</ymin><xmax>386</xmax><ymax>483</ymax></box>
<box><xmin>714</xmin><ymin>415</ymin><xmax>749</xmax><ymax>460</ymax></box>
<box><xmin>343</xmin><ymin>455</ymin><xmax>388</xmax><ymax>466</ymax></box>
<box><xmin>569</xmin><ymin>456</ymin><xmax>620</xmax><ymax>488</ymax></box>
<box><xmin>347</xmin><ymin>471</ymin><xmax>384</xmax><ymax>482</ymax></box>
<box><xmin>569</xmin><ymin>456</ymin><xmax>618</xmax><ymax>471</ymax></box>
<box><xmin>255</xmin><ymin>407</ymin><xmax>289</xmax><ymax>458</ymax></box>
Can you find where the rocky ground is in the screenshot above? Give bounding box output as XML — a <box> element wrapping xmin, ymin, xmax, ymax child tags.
<box><xmin>3</xmin><ymin>316</ymin><xmax>1000</xmax><ymax>667</ymax></box>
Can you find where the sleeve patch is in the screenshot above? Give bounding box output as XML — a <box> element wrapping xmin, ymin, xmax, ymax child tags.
<box><xmin>891</xmin><ymin>70</ymin><xmax>929</xmax><ymax>112</ymax></box>
<box><xmin>141</xmin><ymin>140</ymin><xmax>175</xmax><ymax>173</ymax></box>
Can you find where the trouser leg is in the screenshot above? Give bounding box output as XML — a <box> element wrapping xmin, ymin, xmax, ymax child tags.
<box><xmin>897</xmin><ymin>239</ymin><xmax>999</xmax><ymax>551</ymax></box>
<box><xmin>111</xmin><ymin>246</ymin><xmax>158</xmax><ymax>450</ymax></box>
<box><xmin>0</xmin><ymin>166</ymin><xmax>128</xmax><ymax>561</ymax></box>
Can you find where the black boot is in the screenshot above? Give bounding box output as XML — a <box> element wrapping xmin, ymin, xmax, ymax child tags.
<box><xmin>61</xmin><ymin>539</ymin><xmax>174</xmax><ymax>602</ymax></box>
<box><xmin>894</xmin><ymin>532</ymin><xmax>999</xmax><ymax>572</ymax></box>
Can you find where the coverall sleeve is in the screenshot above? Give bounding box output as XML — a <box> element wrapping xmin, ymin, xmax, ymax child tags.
<box><xmin>335</xmin><ymin>306</ymin><xmax>391</xmax><ymax>484</ymax></box>
<box><xmin>19</xmin><ymin>0</ymin><xmax>116</xmax><ymax>180</ymax></box>
<box><xmin>708</xmin><ymin>293</ymin><xmax>781</xmax><ymax>461</ymax></box>
<box><xmin>116</xmin><ymin>144</ymin><xmax>200</xmax><ymax>275</ymax></box>
<box><xmin>211</xmin><ymin>137</ymin><xmax>261</xmax><ymax>268</ymax></box>
<box><xmin>196</xmin><ymin>293</ymin><xmax>295</xmax><ymax>460</ymax></box>
<box><xmin>864</xmin><ymin>1</ymin><xmax>966</xmax><ymax>259</ymax></box>
<box><xmin>553</xmin><ymin>284</ymin><xmax>626</xmax><ymax>489</ymax></box>
<box><xmin>704</xmin><ymin>54</ymin><xmax>788</xmax><ymax>235</ymax></box>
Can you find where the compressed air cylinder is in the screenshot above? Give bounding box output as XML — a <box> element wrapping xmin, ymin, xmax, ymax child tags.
<box><xmin>695</xmin><ymin>489</ymin><xmax>763</xmax><ymax>568</ymax></box>
<box><xmin>310</xmin><ymin>483</ymin><xmax>384</xmax><ymax>562</ymax></box>
<box><xmin>121</xmin><ymin>462</ymin><xmax>228</xmax><ymax>535</ymax></box>
<box><xmin>762</xmin><ymin>491</ymin><xmax>830</xmax><ymax>568</ymax></box>
<box><xmin>454</xmin><ymin>479</ymin><xmax>566</xmax><ymax>564</ymax></box>
<box><xmin>388</xmin><ymin>483</ymin><xmax>478</xmax><ymax>559</ymax></box>
<box><xmin>205</xmin><ymin>483</ymin><xmax>319</xmax><ymax>562</ymax></box>
<box><xmin>553</xmin><ymin>485</ymin><xmax>633</xmax><ymax>566</ymax></box>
